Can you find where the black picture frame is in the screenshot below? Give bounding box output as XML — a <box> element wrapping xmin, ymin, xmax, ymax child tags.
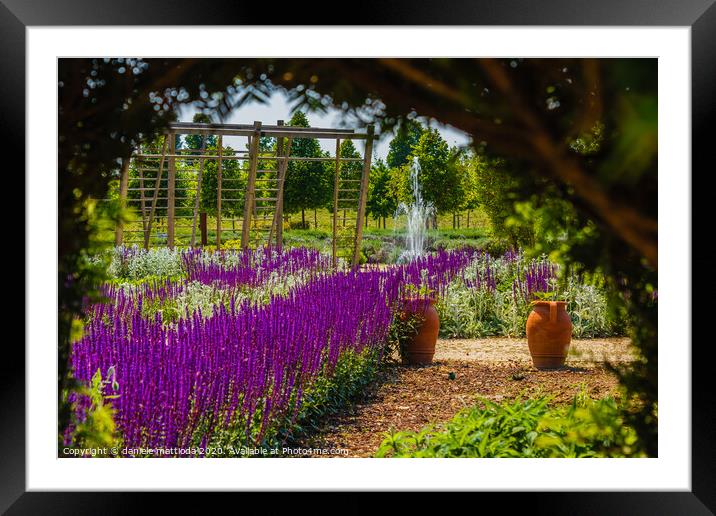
<box><xmin>5</xmin><ymin>0</ymin><xmax>712</xmax><ymax>513</ymax></box>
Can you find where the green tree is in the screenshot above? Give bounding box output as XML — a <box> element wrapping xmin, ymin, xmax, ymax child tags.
<box><xmin>199</xmin><ymin>142</ymin><xmax>245</xmax><ymax>221</ymax></box>
<box><xmin>386</xmin><ymin>118</ymin><xmax>425</xmax><ymax>168</ymax></box>
<box><xmin>338</xmin><ymin>139</ymin><xmax>362</xmax><ymax>181</ymax></box>
<box><xmin>282</xmin><ymin>111</ymin><xmax>331</xmax><ymax>228</ymax></box>
<box><xmin>259</xmin><ymin>136</ymin><xmax>276</xmax><ymax>153</ymax></box>
<box><xmin>457</xmin><ymin>151</ymin><xmax>480</xmax><ymax>228</ymax></box>
<box><xmin>184</xmin><ymin>113</ymin><xmax>217</xmax><ymax>151</ymax></box>
<box><xmin>410</xmin><ymin>129</ymin><xmax>465</xmax><ymax>227</ymax></box>
<box><xmin>331</xmin><ymin>139</ymin><xmax>363</xmax><ymax>227</ymax></box>
<box><xmin>468</xmin><ymin>153</ymin><xmax>535</xmax><ymax>247</ymax></box>
<box><xmin>386</xmin><ymin>163</ymin><xmax>412</xmax><ymax>210</ymax></box>
<box><xmin>366</xmin><ymin>159</ymin><xmax>396</xmax><ymax>228</ymax></box>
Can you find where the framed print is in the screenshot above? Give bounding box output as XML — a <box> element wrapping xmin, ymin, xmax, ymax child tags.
<box><xmin>5</xmin><ymin>0</ymin><xmax>713</xmax><ymax>513</ymax></box>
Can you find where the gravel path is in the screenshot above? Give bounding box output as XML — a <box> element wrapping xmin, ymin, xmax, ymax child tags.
<box><xmin>434</xmin><ymin>336</ymin><xmax>635</xmax><ymax>365</ymax></box>
<box><xmin>292</xmin><ymin>337</ymin><xmax>633</xmax><ymax>458</ymax></box>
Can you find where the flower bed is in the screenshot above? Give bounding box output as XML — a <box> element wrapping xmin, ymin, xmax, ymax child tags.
<box><xmin>67</xmin><ymin>247</ymin><xmax>476</xmax><ymax>455</ymax></box>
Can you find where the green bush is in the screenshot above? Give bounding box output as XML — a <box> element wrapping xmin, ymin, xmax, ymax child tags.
<box><xmin>361</xmin><ymin>237</ymin><xmax>400</xmax><ymax>264</ymax></box>
<box><xmin>375</xmin><ymin>392</ymin><xmax>643</xmax><ymax>458</ymax></box>
<box><xmin>107</xmin><ymin>246</ymin><xmax>184</xmax><ymax>279</ymax></box>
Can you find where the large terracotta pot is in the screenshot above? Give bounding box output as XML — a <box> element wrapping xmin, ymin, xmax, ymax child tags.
<box><xmin>526</xmin><ymin>301</ymin><xmax>572</xmax><ymax>369</ymax></box>
<box><xmin>400</xmin><ymin>297</ymin><xmax>440</xmax><ymax>365</ymax></box>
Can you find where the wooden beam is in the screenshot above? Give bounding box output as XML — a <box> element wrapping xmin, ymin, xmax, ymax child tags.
<box><xmin>273</xmin><ymin>137</ymin><xmax>291</xmax><ymax>250</ymax></box>
<box><xmin>352</xmin><ymin>125</ymin><xmax>374</xmax><ymax>268</ymax></box>
<box><xmin>144</xmin><ymin>136</ymin><xmax>168</xmax><ymax>249</ymax></box>
<box><xmin>133</xmin><ymin>153</ymin><xmax>247</xmax><ymax>160</ymax></box>
<box><xmin>132</xmin><ymin>154</ymin><xmax>361</xmax><ymax>162</ymax></box>
<box><xmin>170</xmin><ymin>121</ymin><xmax>355</xmax><ymax>134</ymax></box>
<box><xmin>190</xmin><ymin>139</ymin><xmax>208</xmax><ymax>247</ymax></box>
<box><xmin>114</xmin><ymin>156</ymin><xmax>131</xmax><ymax>246</ymax></box>
<box><xmin>261</xmin><ymin>130</ymin><xmax>367</xmax><ymax>140</ymax></box>
<box><xmin>161</xmin><ymin>127</ymin><xmax>368</xmax><ymax>139</ymax></box>
<box><xmin>241</xmin><ymin>121</ymin><xmax>262</xmax><ymax>249</ymax></box>
<box><xmin>332</xmin><ymin>138</ymin><xmax>341</xmax><ymax>268</ymax></box>
<box><xmin>137</xmin><ymin>159</ymin><xmax>148</xmax><ymax>237</ymax></box>
<box><xmin>200</xmin><ymin>212</ymin><xmax>208</xmax><ymax>246</ymax></box>
<box><xmin>271</xmin><ymin>120</ymin><xmax>284</xmax><ymax>250</ymax></box>
<box><xmin>166</xmin><ymin>136</ymin><xmax>176</xmax><ymax>249</ymax></box>
<box><xmin>267</xmin><ymin>120</ymin><xmax>288</xmax><ymax>249</ymax></box>
<box><xmin>216</xmin><ymin>135</ymin><xmax>223</xmax><ymax>247</ymax></box>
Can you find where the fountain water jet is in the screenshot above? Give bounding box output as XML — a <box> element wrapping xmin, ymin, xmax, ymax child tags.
<box><xmin>394</xmin><ymin>158</ymin><xmax>435</xmax><ymax>263</ymax></box>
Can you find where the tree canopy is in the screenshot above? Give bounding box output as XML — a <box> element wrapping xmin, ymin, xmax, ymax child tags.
<box><xmin>386</xmin><ymin>118</ymin><xmax>425</xmax><ymax>169</ymax></box>
<box><xmin>366</xmin><ymin>159</ymin><xmax>396</xmax><ymax>223</ymax></box>
<box><xmin>410</xmin><ymin>129</ymin><xmax>465</xmax><ymax>216</ymax></box>
<box><xmin>184</xmin><ymin>112</ymin><xmax>217</xmax><ymax>151</ymax></box>
<box><xmin>281</xmin><ymin>111</ymin><xmax>331</xmax><ymax>225</ymax></box>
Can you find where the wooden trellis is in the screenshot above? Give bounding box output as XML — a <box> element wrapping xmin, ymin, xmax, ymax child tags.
<box><xmin>112</xmin><ymin>121</ymin><xmax>374</xmax><ymax>268</ymax></box>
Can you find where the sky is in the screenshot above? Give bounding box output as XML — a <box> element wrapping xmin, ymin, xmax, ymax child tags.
<box><xmin>177</xmin><ymin>90</ymin><xmax>473</xmax><ymax>161</ymax></box>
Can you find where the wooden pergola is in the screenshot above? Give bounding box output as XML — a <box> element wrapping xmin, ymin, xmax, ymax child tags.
<box><xmin>112</xmin><ymin>121</ymin><xmax>374</xmax><ymax>267</ymax></box>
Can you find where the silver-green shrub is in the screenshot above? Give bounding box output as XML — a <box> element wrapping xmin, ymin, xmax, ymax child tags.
<box><xmin>108</xmin><ymin>245</ymin><xmax>184</xmax><ymax>279</ymax></box>
<box><xmin>437</xmin><ymin>252</ymin><xmax>623</xmax><ymax>338</ymax></box>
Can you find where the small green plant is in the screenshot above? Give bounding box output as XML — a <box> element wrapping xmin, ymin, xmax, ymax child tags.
<box><xmin>403</xmin><ymin>281</ymin><xmax>435</xmax><ymax>299</ymax></box>
<box><xmin>66</xmin><ymin>367</ymin><xmax>122</xmax><ymax>456</ymax></box>
<box><xmin>375</xmin><ymin>390</ymin><xmax>644</xmax><ymax>458</ymax></box>
<box><xmin>384</xmin><ymin>312</ymin><xmax>423</xmax><ymax>363</ymax></box>
<box><xmin>383</xmin><ymin>282</ymin><xmax>437</xmax><ymax>362</ymax></box>
<box><xmin>535</xmin><ymin>395</ymin><xmax>641</xmax><ymax>457</ymax></box>
<box><xmin>532</xmin><ymin>290</ymin><xmax>558</xmax><ymax>301</ymax></box>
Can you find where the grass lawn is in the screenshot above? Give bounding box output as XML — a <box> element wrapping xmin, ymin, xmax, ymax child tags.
<box><xmin>99</xmin><ymin>207</ymin><xmax>497</xmax><ymax>261</ymax></box>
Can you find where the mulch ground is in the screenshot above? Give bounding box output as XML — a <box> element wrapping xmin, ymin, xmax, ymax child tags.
<box><xmin>292</xmin><ymin>337</ymin><xmax>633</xmax><ymax>458</ymax></box>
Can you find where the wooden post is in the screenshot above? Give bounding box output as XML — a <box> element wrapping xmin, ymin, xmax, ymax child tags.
<box><xmin>200</xmin><ymin>212</ymin><xmax>207</xmax><ymax>246</ymax></box>
<box><xmin>352</xmin><ymin>125</ymin><xmax>374</xmax><ymax>268</ymax></box>
<box><xmin>241</xmin><ymin>121</ymin><xmax>261</xmax><ymax>249</ymax></box>
<box><xmin>332</xmin><ymin>138</ymin><xmax>340</xmax><ymax>268</ymax></box>
<box><xmin>216</xmin><ymin>135</ymin><xmax>223</xmax><ymax>247</ymax></box>
<box><xmin>271</xmin><ymin>123</ymin><xmax>291</xmax><ymax>251</ymax></box>
<box><xmin>272</xmin><ymin>120</ymin><xmax>284</xmax><ymax>249</ymax></box>
<box><xmin>144</xmin><ymin>135</ymin><xmax>168</xmax><ymax>249</ymax></box>
<box><xmin>114</xmin><ymin>156</ymin><xmax>131</xmax><ymax>246</ymax></box>
<box><xmin>191</xmin><ymin>138</ymin><xmax>207</xmax><ymax>247</ymax></box>
<box><xmin>138</xmin><ymin>158</ymin><xmax>147</xmax><ymax>236</ymax></box>
<box><xmin>167</xmin><ymin>135</ymin><xmax>176</xmax><ymax>249</ymax></box>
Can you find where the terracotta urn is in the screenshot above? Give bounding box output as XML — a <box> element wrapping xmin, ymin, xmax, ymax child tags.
<box><xmin>400</xmin><ymin>297</ymin><xmax>440</xmax><ymax>365</ymax></box>
<box><xmin>526</xmin><ymin>300</ymin><xmax>572</xmax><ymax>369</ymax></box>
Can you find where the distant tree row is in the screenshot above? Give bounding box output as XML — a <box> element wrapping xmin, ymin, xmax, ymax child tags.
<box><xmin>367</xmin><ymin>119</ymin><xmax>499</xmax><ymax>235</ymax></box>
